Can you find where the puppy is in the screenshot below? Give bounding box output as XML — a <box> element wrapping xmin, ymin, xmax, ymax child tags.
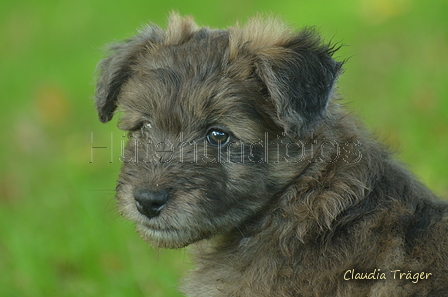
<box><xmin>94</xmin><ymin>13</ymin><xmax>448</xmax><ymax>296</ymax></box>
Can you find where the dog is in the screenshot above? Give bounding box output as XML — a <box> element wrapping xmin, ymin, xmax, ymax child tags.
<box><xmin>94</xmin><ymin>13</ymin><xmax>448</xmax><ymax>296</ymax></box>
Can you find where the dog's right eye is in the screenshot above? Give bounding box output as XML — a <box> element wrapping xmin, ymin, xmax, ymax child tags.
<box><xmin>131</xmin><ymin>121</ymin><xmax>151</xmax><ymax>133</ymax></box>
<box><xmin>140</xmin><ymin>122</ymin><xmax>152</xmax><ymax>131</ymax></box>
<box><xmin>206</xmin><ymin>129</ymin><xmax>230</xmax><ymax>146</ymax></box>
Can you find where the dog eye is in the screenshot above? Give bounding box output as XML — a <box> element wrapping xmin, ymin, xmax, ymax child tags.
<box><xmin>206</xmin><ymin>129</ymin><xmax>230</xmax><ymax>146</ymax></box>
<box><xmin>136</xmin><ymin>121</ymin><xmax>152</xmax><ymax>133</ymax></box>
<box><xmin>140</xmin><ymin>122</ymin><xmax>152</xmax><ymax>131</ymax></box>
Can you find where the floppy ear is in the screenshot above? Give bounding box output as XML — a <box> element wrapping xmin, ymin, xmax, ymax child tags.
<box><xmin>95</xmin><ymin>13</ymin><xmax>199</xmax><ymax>123</ymax></box>
<box><xmin>94</xmin><ymin>26</ymin><xmax>165</xmax><ymax>123</ymax></box>
<box><xmin>256</xmin><ymin>29</ymin><xmax>342</xmax><ymax>135</ymax></box>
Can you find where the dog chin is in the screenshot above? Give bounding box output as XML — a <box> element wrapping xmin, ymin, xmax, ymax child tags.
<box><xmin>135</xmin><ymin>223</ymin><xmax>201</xmax><ymax>249</ymax></box>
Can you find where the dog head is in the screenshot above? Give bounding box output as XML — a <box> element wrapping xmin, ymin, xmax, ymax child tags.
<box><xmin>95</xmin><ymin>13</ymin><xmax>342</xmax><ymax>248</ymax></box>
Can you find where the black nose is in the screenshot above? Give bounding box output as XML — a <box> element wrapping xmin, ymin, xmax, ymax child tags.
<box><xmin>134</xmin><ymin>188</ymin><xmax>169</xmax><ymax>218</ymax></box>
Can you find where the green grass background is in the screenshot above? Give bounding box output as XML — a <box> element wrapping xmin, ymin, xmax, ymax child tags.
<box><xmin>0</xmin><ymin>0</ymin><xmax>447</xmax><ymax>296</ymax></box>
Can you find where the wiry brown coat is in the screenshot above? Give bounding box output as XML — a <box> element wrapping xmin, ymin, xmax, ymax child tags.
<box><xmin>95</xmin><ymin>13</ymin><xmax>448</xmax><ymax>296</ymax></box>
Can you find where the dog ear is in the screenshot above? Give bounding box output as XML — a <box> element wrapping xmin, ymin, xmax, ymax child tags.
<box><xmin>95</xmin><ymin>13</ymin><xmax>199</xmax><ymax>123</ymax></box>
<box><xmin>256</xmin><ymin>29</ymin><xmax>342</xmax><ymax>135</ymax></box>
<box><xmin>94</xmin><ymin>26</ymin><xmax>165</xmax><ymax>123</ymax></box>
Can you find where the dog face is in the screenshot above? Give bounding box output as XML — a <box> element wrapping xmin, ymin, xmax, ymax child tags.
<box><xmin>95</xmin><ymin>14</ymin><xmax>341</xmax><ymax>248</ymax></box>
<box><xmin>113</xmin><ymin>46</ymin><xmax>284</xmax><ymax>248</ymax></box>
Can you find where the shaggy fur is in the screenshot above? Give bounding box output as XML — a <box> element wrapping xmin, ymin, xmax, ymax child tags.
<box><xmin>95</xmin><ymin>13</ymin><xmax>448</xmax><ymax>296</ymax></box>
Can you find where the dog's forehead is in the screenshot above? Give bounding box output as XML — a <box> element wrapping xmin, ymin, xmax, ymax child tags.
<box><xmin>118</xmin><ymin>38</ymin><xmax>269</xmax><ymax>139</ymax></box>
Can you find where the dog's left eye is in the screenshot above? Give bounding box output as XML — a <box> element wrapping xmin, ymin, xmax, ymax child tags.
<box><xmin>206</xmin><ymin>129</ymin><xmax>230</xmax><ymax>146</ymax></box>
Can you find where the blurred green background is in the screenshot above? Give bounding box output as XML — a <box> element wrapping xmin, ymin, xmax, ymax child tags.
<box><xmin>0</xmin><ymin>0</ymin><xmax>447</xmax><ymax>296</ymax></box>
